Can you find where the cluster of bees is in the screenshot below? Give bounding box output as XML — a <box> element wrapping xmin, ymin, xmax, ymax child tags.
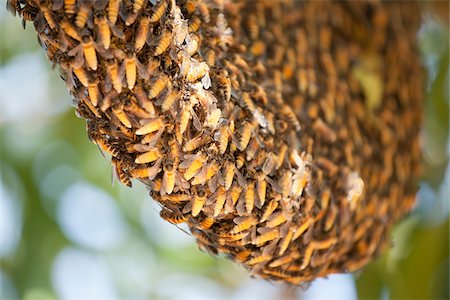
<box><xmin>8</xmin><ymin>0</ymin><xmax>423</xmax><ymax>284</ymax></box>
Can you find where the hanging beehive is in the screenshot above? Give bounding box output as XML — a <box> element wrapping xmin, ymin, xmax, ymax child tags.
<box><xmin>7</xmin><ymin>0</ymin><xmax>423</xmax><ymax>284</ymax></box>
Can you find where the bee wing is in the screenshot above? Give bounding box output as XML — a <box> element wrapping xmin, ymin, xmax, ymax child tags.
<box><xmin>235</xmin><ymin>169</ymin><xmax>247</xmax><ymax>189</ymax></box>
<box><xmin>93</xmin><ymin>0</ymin><xmax>108</xmax><ymax>11</ymax></box>
<box><xmin>136</xmin><ymin>57</ymin><xmax>149</xmax><ymax>80</ymax></box>
<box><xmin>207</xmin><ymin>174</ymin><xmax>219</xmax><ymax>193</ymax></box>
<box><xmin>108</xmin><ymin>20</ymin><xmax>125</xmax><ymax>39</ymax></box>
<box><xmin>94</xmin><ymin>43</ymin><xmax>114</xmax><ymax>59</ymax></box>
<box><xmin>147</xmin><ymin>158</ymin><xmax>163</xmax><ymax>180</ymax></box>
<box><xmin>190</xmin><ymin>107</ymin><xmax>202</xmax><ymax>131</ymax></box>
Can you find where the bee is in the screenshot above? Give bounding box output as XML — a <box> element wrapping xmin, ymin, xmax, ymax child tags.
<box><xmin>246</xmin><ymin>138</ymin><xmax>260</xmax><ymax>161</ymax></box>
<box><xmin>235</xmin><ymin>152</ymin><xmax>245</xmax><ymax>169</ymax></box>
<box><xmin>130</xmin><ymin>160</ymin><xmax>162</xmax><ymax>180</ymax></box>
<box><xmin>188</xmin><ymin>16</ymin><xmax>201</xmax><ymax>33</ymax></box>
<box><xmin>213</xmin><ymin>186</ymin><xmax>227</xmax><ymax>217</ymax></box>
<box><xmin>200</xmin><ymin>216</ymin><xmax>215</xmax><ymax>229</ymax></box>
<box><xmin>234</xmin><ymin>248</ymin><xmax>251</xmax><ymax>263</ymax></box>
<box><xmin>112</xmin><ymin>158</ymin><xmax>132</xmax><ymax>187</ymax></box>
<box><xmin>183</xmin><ymin>0</ymin><xmax>197</xmax><ymax>15</ymax></box>
<box><xmin>132</xmin><ymin>0</ymin><xmax>145</xmax><ymax>13</ymax></box>
<box><xmin>39</xmin><ymin>1</ymin><xmax>57</xmax><ymax>30</ymax></box>
<box><xmin>121</xmin><ymin>51</ymin><xmax>149</xmax><ymax>90</ymax></box>
<box><xmin>313</xmin><ymin>118</ymin><xmax>337</xmax><ymax>143</ymax></box>
<box><xmin>111</xmin><ymin>103</ymin><xmax>132</xmax><ymax>128</ymax></box>
<box><xmin>216</xmin><ymin>73</ymin><xmax>231</xmax><ymax>101</ymax></box>
<box><xmin>253</xmin><ymin>228</ymin><xmax>279</xmax><ymax>246</ymax></box>
<box><xmin>75</xmin><ymin>1</ymin><xmax>90</xmax><ymax>27</ymax></box>
<box><xmin>68</xmin><ymin>36</ymin><xmax>98</xmax><ymax>71</ymax></box>
<box><xmin>217</xmin><ymin>124</ymin><xmax>232</xmax><ymax>155</ymax></box>
<box><xmin>64</xmin><ymin>0</ymin><xmax>76</xmax><ymax>14</ymax></box>
<box><xmin>246</xmin><ymin>14</ymin><xmax>259</xmax><ymax>40</ymax></box>
<box><xmin>94</xmin><ymin>13</ymin><xmax>112</xmax><ymax>49</ymax></box>
<box><xmin>134</xmin><ymin>83</ymin><xmax>156</xmax><ymax>116</ymax></box>
<box><xmin>149</xmin><ymin>0</ymin><xmax>168</xmax><ymax>23</ymax></box>
<box><xmin>180</xmin><ymin>153</ymin><xmax>206</xmax><ymax>181</ymax></box>
<box><xmin>220</xmin><ymin>161</ymin><xmax>235</xmax><ymax>191</ymax></box>
<box><xmin>204</xmin><ymin>48</ymin><xmax>216</xmax><ymax>67</ymax></box>
<box><xmin>154</xmin><ymin>30</ymin><xmax>172</xmax><ymax>56</ymax></box>
<box><xmin>237</xmin><ymin>121</ymin><xmax>256</xmax><ymax>151</ymax></box>
<box><xmin>266</xmin><ymin>212</ymin><xmax>287</xmax><ymax>228</ymax></box>
<box><xmin>135</xmin><ymin>15</ymin><xmax>150</xmax><ymax>52</ymax></box>
<box><xmin>255</xmin><ymin>173</ymin><xmax>267</xmax><ymax>208</ymax></box>
<box><xmin>71</xmin><ymin>65</ymin><xmax>89</xmax><ymax>87</ymax></box>
<box><xmin>19</xmin><ymin>5</ymin><xmax>38</xmax><ymax>29</ymax></box>
<box><xmin>182</xmin><ymin>134</ymin><xmax>211</xmax><ymax>152</ymax></box>
<box><xmin>277</xmin><ymin>228</ymin><xmax>295</xmax><ymax>256</ymax></box>
<box><xmin>136</xmin><ymin>117</ymin><xmax>165</xmax><ymax>135</ymax></box>
<box><xmin>87</xmin><ymin>78</ymin><xmax>102</xmax><ymax>106</ymax></box>
<box><xmin>262</xmin><ymin>152</ymin><xmax>278</xmax><ymax>175</ymax></box>
<box><xmin>160</xmin><ymin>208</ymin><xmax>188</xmax><ymax>224</ymax></box>
<box><xmin>191</xmin><ymin>187</ymin><xmax>207</xmax><ymax>217</ymax></box>
<box><xmin>245</xmin><ymin>181</ymin><xmax>255</xmax><ymax>213</ymax></box>
<box><xmin>134</xmin><ymin>148</ymin><xmax>161</xmax><ymax>164</ymax></box>
<box><xmin>246</xmin><ymin>252</ymin><xmax>271</xmax><ymax>266</ymax></box>
<box><xmin>105</xmin><ymin>58</ymin><xmax>124</xmax><ymax>93</ymax></box>
<box><xmin>161</xmin><ymin>159</ymin><xmax>176</xmax><ymax>195</ymax></box>
<box><xmin>260</xmin><ymin>200</ymin><xmax>278</xmax><ymax>223</ymax></box>
<box><xmin>178</xmin><ymin>101</ymin><xmax>192</xmax><ymax>135</ymax></box>
<box><xmin>148</xmin><ymin>75</ymin><xmax>169</xmax><ymax>99</ymax></box>
<box><xmin>291</xmin><ymin>169</ymin><xmax>309</xmax><ymax>199</ymax></box>
<box><xmin>88</xmin><ymin>133</ymin><xmax>120</xmax><ymax>158</ymax></box>
<box><xmin>278</xmin><ymin>171</ymin><xmax>292</xmax><ymax>199</ymax></box>
<box><xmin>241</xmin><ymin>92</ymin><xmax>256</xmax><ymax>113</ymax></box>
<box><xmin>108</xmin><ymin>0</ymin><xmax>120</xmax><ymax>24</ymax></box>
<box><xmin>198</xmin><ymin>1</ymin><xmax>210</xmax><ymax>23</ymax></box>
<box><xmin>160</xmin><ymin>89</ymin><xmax>180</xmax><ymax>112</ymax></box>
<box><xmin>230</xmin><ymin>216</ymin><xmax>257</xmax><ymax>234</ymax></box>
<box><xmin>292</xmin><ymin>218</ymin><xmax>314</xmax><ymax>241</ymax></box>
<box><xmin>61</xmin><ymin>18</ymin><xmax>81</xmax><ymax>41</ymax></box>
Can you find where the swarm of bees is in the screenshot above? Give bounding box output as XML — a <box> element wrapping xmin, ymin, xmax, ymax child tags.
<box><xmin>7</xmin><ymin>0</ymin><xmax>423</xmax><ymax>284</ymax></box>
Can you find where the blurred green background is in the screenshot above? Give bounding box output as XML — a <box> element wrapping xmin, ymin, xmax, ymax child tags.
<box><xmin>0</xmin><ymin>5</ymin><xmax>448</xmax><ymax>300</ymax></box>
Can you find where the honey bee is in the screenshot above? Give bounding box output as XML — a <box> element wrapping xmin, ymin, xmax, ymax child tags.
<box><xmin>19</xmin><ymin>5</ymin><xmax>38</xmax><ymax>29</ymax></box>
<box><xmin>132</xmin><ymin>0</ymin><xmax>145</xmax><ymax>13</ymax></box>
<box><xmin>135</xmin><ymin>15</ymin><xmax>150</xmax><ymax>52</ymax></box>
<box><xmin>63</xmin><ymin>0</ymin><xmax>76</xmax><ymax>14</ymax></box>
<box><xmin>160</xmin><ymin>208</ymin><xmax>188</xmax><ymax>224</ymax></box>
<box><xmin>68</xmin><ymin>36</ymin><xmax>98</xmax><ymax>71</ymax></box>
<box><xmin>198</xmin><ymin>1</ymin><xmax>210</xmax><ymax>23</ymax></box>
<box><xmin>160</xmin><ymin>89</ymin><xmax>180</xmax><ymax>112</ymax></box>
<box><xmin>71</xmin><ymin>65</ymin><xmax>89</xmax><ymax>87</ymax></box>
<box><xmin>87</xmin><ymin>78</ymin><xmax>102</xmax><ymax>106</ymax></box>
<box><xmin>136</xmin><ymin>117</ymin><xmax>165</xmax><ymax>135</ymax></box>
<box><xmin>237</xmin><ymin>121</ymin><xmax>256</xmax><ymax>151</ymax></box>
<box><xmin>292</xmin><ymin>218</ymin><xmax>314</xmax><ymax>241</ymax></box>
<box><xmin>60</xmin><ymin>18</ymin><xmax>81</xmax><ymax>41</ymax></box>
<box><xmin>112</xmin><ymin>102</ymin><xmax>132</xmax><ymax>128</ymax></box>
<box><xmin>255</xmin><ymin>173</ymin><xmax>267</xmax><ymax>208</ymax></box>
<box><xmin>220</xmin><ymin>161</ymin><xmax>235</xmax><ymax>191</ymax></box>
<box><xmin>200</xmin><ymin>216</ymin><xmax>215</xmax><ymax>229</ymax></box>
<box><xmin>213</xmin><ymin>186</ymin><xmax>227</xmax><ymax>217</ymax></box>
<box><xmin>235</xmin><ymin>152</ymin><xmax>245</xmax><ymax>170</ymax></box>
<box><xmin>246</xmin><ymin>252</ymin><xmax>271</xmax><ymax>266</ymax></box>
<box><xmin>183</xmin><ymin>0</ymin><xmax>197</xmax><ymax>15</ymax></box>
<box><xmin>204</xmin><ymin>48</ymin><xmax>216</xmax><ymax>67</ymax></box>
<box><xmin>277</xmin><ymin>228</ymin><xmax>295</xmax><ymax>256</ymax></box>
<box><xmin>180</xmin><ymin>153</ymin><xmax>206</xmax><ymax>181</ymax></box>
<box><xmin>105</xmin><ymin>58</ymin><xmax>124</xmax><ymax>93</ymax></box>
<box><xmin>266</xmin><ymin>212</ymin><xmax>287</xmax><ymax>228</ymax></box>
<box><xmin>94</xmin><ymin>13</ymin><xmax>113</xmax><ymax>49</ymax></box>
<box><xmin>253</xmin><ymin>228</ymin><xmax>279</xmax><ymax>246</ymax></box>
<box><xmin>217</xmin><ymin>124</ymin><xmax>232</xmax><ymax>154</ymax></box>
<box><xmin>188</xmin><ymin>16</ymin><xmax>201</xmax><ymax>33</ymax></box>
<box><xmin>108</xmin><ymin>0</ymin><xmax>120</xmax><ymax>24</ymax></box>
<box><xmin>161</xmin><ymin>159</ymin><xmax>176</xmax><ymax>195</ymax></box>
<box><xmin>178</xmin><ymin>101</ymin><xmax>192</xmax><ymax>135</ymax></box>
<box><xmin>88</xmin><ymin>132</ymin><xmax>120</xmax><ymax>158</ymax></box>
<box><xmin>135</xmin><ymin>148</ymin><xmax>162</xmax><ymax>164</ymax></box>
<box><xmin>130</xmin><ymin>159</ymin><xmax>162</xmax><ymax>180</ymax></box>
<box><xmin>121</xmin><ymin>51</ymin><xmax>149</xmax><ymax>90</ymax></box>
<box><xmin>216</xmin><ymin>72</ymin><xmax>231</xmax><ymax>101</ymax></box>
<box><xmin>39</xmin><ymin>1</ymin><xmax>57</xmax><ymax>30</ymax></box>
<box><xmin>234</xmin><ymin>248</ymin><xmax>251</xmax><ymax>263</ymax></box>
<box><xmin>245</xmin><ymin>181</ymin><xmax>255</xmax><ymax>213</ymax></box>
<box><xmin>241</xmin><ymin>92</ymin><xmax>256</xmax><ymax>113</ymax></box>
<box><xmin>314</xmin><ymin>118</ymin><xmax>337</xmax><ymax>144</ymax></box>
<box><xmin>230</xmin><ymin>216</ymin><xmax>257</xmax><ymax>234</ymax></box>
<box><xmin>75</xmin><ymin>1</ymin><xmax>90</xmax><ymax>27</ymax></box>
<box><xmin>191</xmin><ymin>187</ymin><xmax>207</xmax><ymax>217</ymax></box>
<box><xmin>148</xmin><ymin>75</ymin><xmax>169</xmax><ymax>99</ymax></box>
<box><xmin>262</xmin><ymin>152</ymin><xmax>278</xmax><ymax>175</ymax></box>
<box><xmin>260</xmin><ymin>200</ymin><xmax>278</xmax><ymax>223</ymax></box>
<box><xmin>154</xmin><ymin>30</ymin><xmax>172</xmax><ymax>56</ymax></box>
<box><xmin>149</xmin><ymin>0</ymin><xmax>167</xmax><ymax>23</ymax></box>
<box><xmin>112</xmin><ymin>157</ymin><xmax>132</xmax><ymax>187</ymax></box>
<box><xmin>182</xmin><ymin>134</ymin><xmax>211</xmax><ymax>152</ymax></box>
<box><xmin>133</xmin><ymin>83</ymin><xmax>156</xmax><ymax>116</ymax></box>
